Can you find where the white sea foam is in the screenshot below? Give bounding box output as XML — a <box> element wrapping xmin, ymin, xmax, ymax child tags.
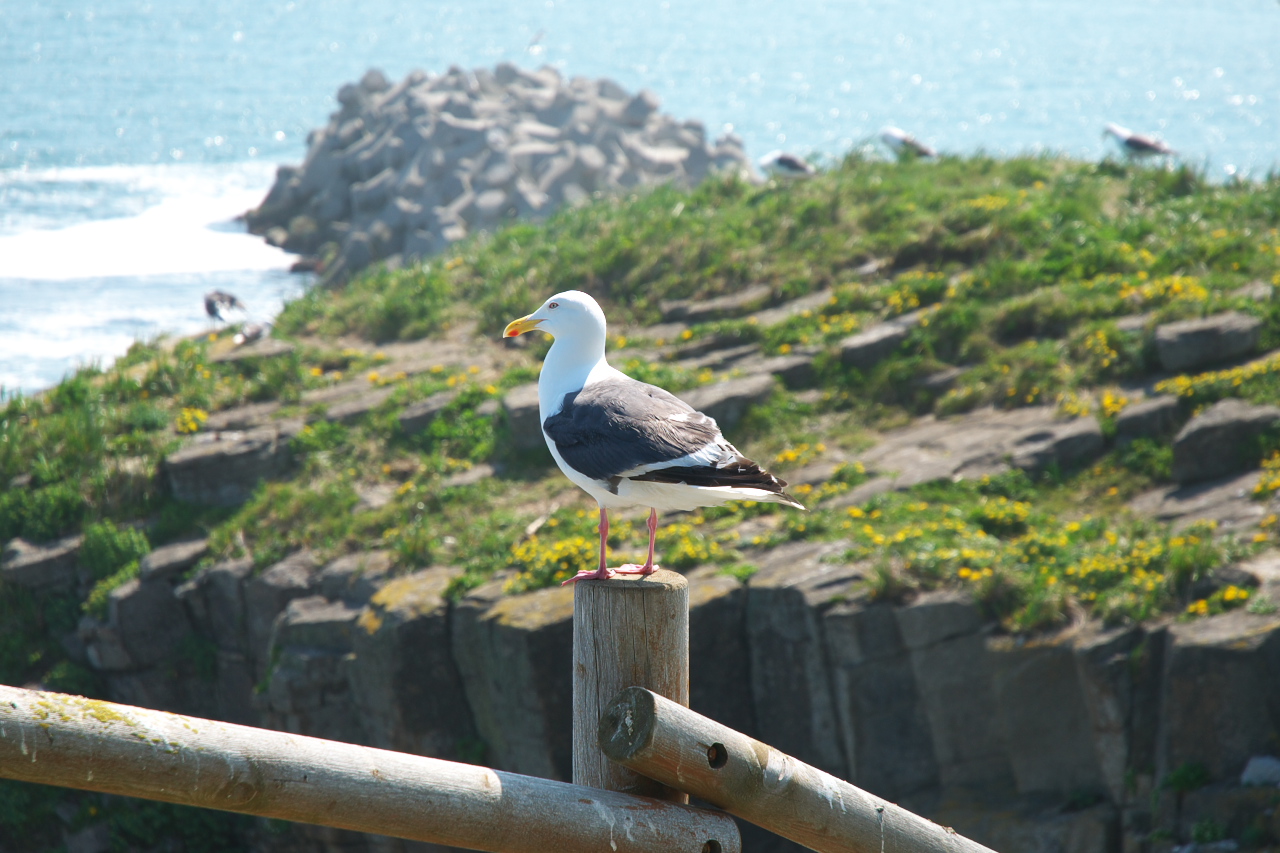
<box><xmin>0</xmin><ymin>162</ymin><xmax>307</xmax><ymax>394</ymax></box>
<box><xmin>0</xmin><ymin>267</ymin><xmax>306</xmax><ymax>394</ymax></box>
<box><xmin>0</xmin><ymin>161</ymin><xmax>307</xmax><ymax>394</ymax></box>
<box><xmin>0</xmin><ymin>162</ymin><xmax>293</xmax><ymax>280</ymax></box>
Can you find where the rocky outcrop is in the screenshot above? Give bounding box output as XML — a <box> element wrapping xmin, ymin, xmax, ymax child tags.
<box><xmin>1157</xmin><ymin>609</ymin><xmax>1280</xmax><ymax>782</ymax></box>
<box><xmin>747</xmin><ymin>352</ymin><xmax>819</xmax><ymax>389</ymax></box>
<box><xmin>164</xmin><ymin>420</ymin><xmax>303</xmax><ymax>506</ymax></box>
<box><xmin>1171</xmin><ymin>398</ymin><xmax>1280</xmax><ymax>484</ymax></box>
<box><xmin>205</xmin><ymin>400</ymin><xmax>281</xmax><ymax>431</ymax></box>
<box><xmin>660</xmin><ymin>284</ymin><xmax>773</xmax><ymax>323</ymax></box>
<box><xmin>397</xmin><ymin>389</ymin><xmax>459</xmax><ymax>437</ymax></box>
<box><xmin>682</xmin><ymin>374</ymin><xmax>777</xmax><ymax>430</ymax></box>
<box><xmin>1</xmin><ymin>534</ymin><xmax>82</xmax><ymax>590</ymax></box>
<box><xmin>1129</xmin><ymin>470</ymin><xmax>1271</xmax><ymax>535</ymax></box>
<box><xmin>99</xmin><ymin>577</ymin><xmax>194</xmax><ymax>672</ymax></box>
<box><xmin>1008</xmin><ymin>416</ymin><xmax>1105</xmax><ymax>473</ymax></box>
<box><xmin>1115</xmin><ymin>395</ymin><xmax>1182</xmax><ymax>444</ymax></box>
<box><xmin>319</xmin><ymin>550</ymin><xmax>396</xmax><ymax>603</ymax></box>
<box><xmin>899</xmin><ymin>591</ymin><xmax>1013</xmax><ymax>792</ymax></box>
<box><xmin>932</xmin><ymin>799</ymin><xmax>1120</xmax><ymax>853</ymax></box>
<box><xmin>1072</xmin><ymin>623</ymin><xmax>1163</xmax><ymax>804</ymax></box>
<box><xmin>824</xmin><ymin>592</ymin><xmax>940</xmax><ymax>800</ymax></box>
<box><xmin>839</xmin><ymin>311</ymin><xmax>922</xmax><ymax>371</ymax></box>
<box><xmin>76</xmin><ymin>552</ymin><xmax>212</xmax><ymax>715</ymax></box>
<box><xmin>685</xmin><ymin>567</ymin><xmax>757</xmax><ymax>737</ymax></box>
<box><xmin>174</xmin><ymin>557</ymin><xmax>262</xmax><ymax>725</ymax></box>
<box><xmin>745</xmin><ymin>540</ymin><xmax>860</xmax><ymax>780</ymax></box>
<box><xmin>349</xmin><ymin>566</ymin><xmax>479</xmax><ymax>760</ymax></box>
<box><xmin>138</xmin><ymin>537</ymin><xmax>208</xmax><ymax>583</ymax></box>
<box><xmin>989</xmin><ymin>634</ymin><xmax>1106</xmax><ymax>796</ymax></box>
<box><xmin>671</xmin><ymin>340</ymin><xmax>761</xmax><ymax>372</ymax></box>
<box><xmin>264</xmin><ymin>595</ymin><xmax>363</xmax><ymax>740</ymax></box>
<box><xmin>835</xmin><ymin>406</ymin><xmax>1107</xmax><ymax>506</ymax></box>
<box><xmin>246</xmin><ymin>551</ymin><xmax>322</xmax><ymax>678</ymax></box>
<box><xmin>247</xmin><ymin>64</ymin><xmax>755</xmax><ymax>285</ymax></box>
<box><xmin>748</xmin><ymin>289</ymin><xmax>834</xmax><ymax>328</ymax></box>
<box><xmin>501</xmin><ymin>382</ymin><xmax>543</xmax><ymax>450</ymax></box>
<box><xmin>324</xmin><ymin>386</ymin><xmax>395</xmax><ymax>424</ymax></box>
<box><xmin>1155</xmin><ymin>311</ymin><xmax>1262</xmax><ymax>373</ymax></box>
<box><xmin>451</xmin><ymin>572</ymin><xmax>575</xmax><ymax>780</ymax></box>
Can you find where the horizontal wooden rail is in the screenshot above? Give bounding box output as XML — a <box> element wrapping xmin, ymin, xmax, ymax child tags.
<box><xmin>599</xmin><ymin>687</ymin><xmax>996</xmax><ymax>853</ymax></box>
<box><xmin>0</xmin><ymin>685</ymin><xmax>739</xmax><ymax>853</ymax></box>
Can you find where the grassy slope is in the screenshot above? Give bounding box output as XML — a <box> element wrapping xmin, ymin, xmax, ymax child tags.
<box><xmin>5</xmin><ymin>153</ymin><xmax>1280</xmax><ymax>692</ymax></box>
<box><xmin>4</xmin><ymin>151</ymin><xmax>1280</xmax><ymax>844</ymax></box>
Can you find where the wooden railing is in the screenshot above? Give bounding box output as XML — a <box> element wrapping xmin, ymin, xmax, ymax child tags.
<box><xmin>0</xmin><ymin>568</ymin><xmax>996</xmax><ymax>853</ymax></box>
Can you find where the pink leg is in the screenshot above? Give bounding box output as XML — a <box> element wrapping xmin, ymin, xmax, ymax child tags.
<box><xmin>616</xmin><ymin>508</ymin><xmax>659</xmax><ymax>576</ymax></box>
<box><xmin>561</xmin><ymin>505</ymin><xmax>618</xmax><ymax>585</ymax></box>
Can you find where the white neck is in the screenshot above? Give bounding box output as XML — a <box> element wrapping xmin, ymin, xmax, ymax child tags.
<box><xmin>538</xmin><ymin>325</ymin><xmax>609</xmax><ymax>419</ymax></box>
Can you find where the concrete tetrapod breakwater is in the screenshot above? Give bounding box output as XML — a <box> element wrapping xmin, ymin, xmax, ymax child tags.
<box><xmin>247</xmin><ymin>63</ymin><xmax>757</xmax><ymax>285</ymax></box>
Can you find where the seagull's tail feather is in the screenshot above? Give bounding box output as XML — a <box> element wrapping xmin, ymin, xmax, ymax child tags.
<box><xmin>630</xmin><ymin>459</ymin><xmax>806</xmax><ymax>510</ymax></box>
<box><xmin>751</xmin><ymin>489</ymin><xmax>806</xmax><ymax>511</ymax></box>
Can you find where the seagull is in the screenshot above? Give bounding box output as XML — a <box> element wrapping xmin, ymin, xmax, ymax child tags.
<box><xmin>233</xmin><ymin>322</ymin><xmax>271</xmax><ymax>346</ymax></box>
<box><xmin>504</xmin><ymin>291</ymin><xmax>804</xmax><ymax>585</ymax></box>
<box><xmin>880</xmin><ymin>126</ymin><xmax>937</xmax><ymax>159</ymax></box>
<box><xmin>759</xmin><ymin>150</ymin><xmax>817</xmax><ymax>178</ymax></box>
<box><xmin>1103</xmin><ymin>123</ymin><xmax>1175</xmax><ymax>157</ymax></box>
<box><xmin>204</xmin><ymin>290</ymin><xmax>246</xmax><ymax>322</ymax></box>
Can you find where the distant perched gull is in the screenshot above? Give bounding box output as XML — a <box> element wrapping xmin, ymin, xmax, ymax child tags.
<box><xmin>759</xmin><ymin>150</ymin><xmax>817</xmax><ymax>178</ymax></box>
<box><xmin>204</xmin><ymin>290</ymin><xmax>246</xmax><ymax>322</ymax></box>
<box><xmin>233</xmin><ymin>322</ymin><xmax>271</xmax><ymax>346</ymax></box>
<box><xmin>1103</xmin><ymin>123</ymin><xmax>1175</xmax><ymax>157</ymax></box>
<box><xmin>880</xmin><ymin>126</ymin><xmax>937</xmax><ymax>159</ymax></box>
<box><xmin>504</xmin><ymin>291</ymin><xmax>804</xmax><ymax>584</ymax></box>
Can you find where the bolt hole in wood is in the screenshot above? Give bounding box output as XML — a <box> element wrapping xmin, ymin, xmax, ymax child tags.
<box><xmin>702</xmin><ymin>841</ymin><xmax>722</xmax><ymax>853</ymax></box>
<box><xmin>706</xmin><ymin>743</ymin><xmax>728</xmax><ymax>769</ymax></box>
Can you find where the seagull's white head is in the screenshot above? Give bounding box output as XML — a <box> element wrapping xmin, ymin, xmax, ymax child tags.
<box><xmin>503</xmin><ymin>290</ymin><xmax>607</xmax><ymax>341</ymax></box>
<box><xmin>1103</xmin><ymin>123</ymin><xmax>1130</xmax><ymax>141</ymax></box>
<box><xmin>880</xmin><ymin>126</ymin><xmax>910</xmax><ymax>148</ymax></box>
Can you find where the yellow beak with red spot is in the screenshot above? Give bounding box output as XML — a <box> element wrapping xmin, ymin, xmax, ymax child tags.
<box><xmin>503</xmin><ymin>315</ymin><xmax>544</xmax><ymax>338</ymax></box>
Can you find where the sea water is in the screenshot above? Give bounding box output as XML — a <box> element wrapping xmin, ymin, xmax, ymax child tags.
<box><xmin>2</xmin><ymin>0</ymin><xmax>1276</xmax><ymax>394</ymax></box>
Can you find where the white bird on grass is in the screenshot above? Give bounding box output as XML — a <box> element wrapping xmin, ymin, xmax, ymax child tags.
<box><xmin>880</xmin><ymin>126</ymin><xmax>937</xmax><ymax>159</ymax></box>
<box><xmin>504</xmin><ymin>291</ymin><xmax>804</xmax><ymax>585</ymax></box>
<box><xmin>233</xmin><ymin>322</ymin><xmax>272</xmax><ymax>346</ymax></box>
<box><xmin>1103</xmin><ymin>123</ymin><xmax>1175</xmax><ymax>158</ymax></box>
<box><xmin>759</xmin><ymin>150</ymin><xmax>817</xmax><ymax>178</ymax></box>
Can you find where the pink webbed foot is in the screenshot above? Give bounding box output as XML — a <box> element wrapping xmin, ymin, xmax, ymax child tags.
<box><xmin>560</xmin><ymin>567</ymin><xmax>617</xmax><ymax>586</ymax></box>
<box><xmin>612</xmin><ymin>563</ymin><xmax>659</xmax><ymax>576</ymax></box>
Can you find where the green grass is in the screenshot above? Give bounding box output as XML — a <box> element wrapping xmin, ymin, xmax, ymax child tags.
<box><xmin>824</xmin><ymin>472</ymin><xmax>1249</xmax><ymax>630</ymax></box>
<box><xmin>276</xmin><ymin>155</ymin><xmax>1280</xmax><ymax>345</ymax></box>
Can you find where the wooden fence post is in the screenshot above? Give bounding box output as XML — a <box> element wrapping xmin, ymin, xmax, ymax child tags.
<box><xmin>572</xmin><ymin>569</ymin><xmax>689</xmax><ymax>802</ymax></box>
<box><xmin>599</xmin><ymin>687</ymin><xmax>999</xmax><ymax>853</ymax></box>
<box><xmin>0</xmin><ymin>684</ymin><xmax>740</xmax><ymax>853</ymax></box>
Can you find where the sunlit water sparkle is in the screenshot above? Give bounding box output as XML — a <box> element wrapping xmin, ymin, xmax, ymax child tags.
<box><xmin>2</xmin><ymin>0</ymin><xmax>1275</xmax><ymax>393</ymax></box>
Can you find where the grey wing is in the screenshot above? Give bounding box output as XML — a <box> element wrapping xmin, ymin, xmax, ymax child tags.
<box><xmin>541</xmin><ymin>379</ymin><xmax>721</xmax><ymax>482</ymax></box>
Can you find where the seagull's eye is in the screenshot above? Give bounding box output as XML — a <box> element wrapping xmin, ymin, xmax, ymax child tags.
<box><xmin>548</xmin><ymin>302</ymin><xmax>559</xmax><ymax>309</ymax></box>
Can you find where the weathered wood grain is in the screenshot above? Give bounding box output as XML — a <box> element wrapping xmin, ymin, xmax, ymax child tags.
<box><xmin>572</xmin><ymin>569</ymin><xmax>689</xmax><ymax>802</ymax></box>
<box><xmin>0</xmin><ymin>684</ymin><xmax>739</xmax><ymax>853</ymax></box>
<box><xmin>599</xmin><ymin>687</ymin><xmax>997</xmax><ymax>853</ymax></box>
